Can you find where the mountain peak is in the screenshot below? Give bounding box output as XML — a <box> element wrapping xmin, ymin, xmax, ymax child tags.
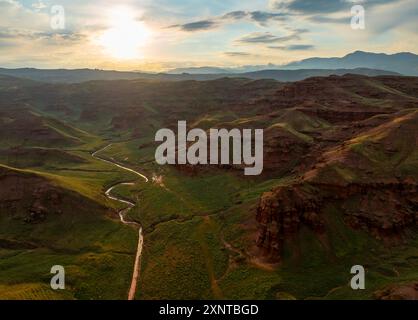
<box><xmin>349</xmin><ymin>50</ymin><xmax>369</xmax><ymax>55</ymax></box>
<box><xmin>285</xmin><ymin>51</ymin><xmax>418</xmax><ymax>76</ymax></box>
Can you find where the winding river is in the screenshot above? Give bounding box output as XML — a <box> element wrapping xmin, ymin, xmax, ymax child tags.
<box><xmin>92</xmin><ymin>144</ymin><xmax>148</xmax><ymax>300</ymax></box>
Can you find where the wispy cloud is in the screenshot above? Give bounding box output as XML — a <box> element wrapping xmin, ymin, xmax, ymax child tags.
<box><xmin>236</xmin><ymin>32</ymin><xmax>295</xmax><ymax>44</ymax></box>
<box><xmin>171</xmin><ymin>20</ymin><xmax>218</xmax><ymax>32</ymax></box>
<box><xmin>169</xmin><ymin>9</ymin><xmax>288</xmax><ymax>32</ymax></box>
<box><xmin>270</xmin><ymin>0</ymin><xmax>402</xmax><ymax>14</ymax></box>
<box><xmin>0</xmin><ymin>0</ymin><xmax>417</xmax><ymax>70</ymax></box>
<box><xmin>31</xmin><ymin>1</ymin><xmax>47</xmax><ymax>11</ymax></box>
<box><xmin>222</xmin><ymin>10</ymin><xmax>287</xmax><ymax>26</ymax></box>
<box><xmin>269</xmin><ymin>44</ymin><xmax>315</xmax><ymax>51</ymax></box>
<box><xmin>308</xmin><ymin>15</ymin><xmax>349</xmax><ymax>24</ymax></box>
<box><xmin>0</xmin><ymin>28</ymin><xmax>86</xmax><ymax>42</ymax></box>
<box><xmin>236</xmin><ymin>28</ymin><xmax>307</xmax><ymax>44</ymax></box>
<box><xmin>224</xmin><ymin>51</ymin><xmax>253</xmax><ymax>57</ymax></box>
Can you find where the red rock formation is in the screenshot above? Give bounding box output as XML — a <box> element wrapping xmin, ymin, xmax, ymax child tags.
<box><xmin>256</xmin><ymin>182</ymin><xmax>418</xmax><ymax>260</ymax></box>
<box><xmin>256</xmin><ymin>185</ymin><xmax>323</xmax><ymax>261</ymax></box>
<box><xmin>374</xmin><ymin>282</ymin><xmax>418</xmax><ymax>300</ymax></box>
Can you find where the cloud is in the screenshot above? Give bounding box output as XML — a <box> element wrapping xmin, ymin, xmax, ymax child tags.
<box><xmin>237</xmin><ymin>32</ymin><xmax>295</xmax><ymax>44</ymax></box>
<box><xmin>35</xmin><ymin>32</ymin><xmax>86</xmax><ymax>42</ymax></box>
<box><xmin>223</xmin><ymin>10</ymin><xmax>287</xmax><ymax>26</ymax></box>
<box><xmin>270</xmin><ymin>0</ymin><xmax>401</xmax><ymax>14</ymax></box>
<box><xmin>308</xmin><ymin>15</ymin><xmax>349</xmax><ymax>24</ymax></box>
<box><xmin>172</xmin><ymin>20</ymin><xmax>217</xmax><ymax>32</ymax></box>
<box><xmin>269</xmin><ymin>44</ymin><xmax>315</xmax><ymax>51</ymax></box>
<box><xmin>32</xmin><ymin>1</ymin><xmax>47</xmax><ymax>10</ymax></box>
<box><xmin>222</xmin><ymin>11</ymin><xmax>248</xmax><ymax>20</ymax></box>
<box><xmin>0</xmin><ymin>40</ymin><xmax>16</xmax><ymax>48</ymax></box>
<box><xmin>0</xmin><ymin>28</ymin><xmax>85</xmax><ymax>43</ymax></box>
<box><xmin>170</xmin><ymin>10</ymin><xmax>288</xmax><ymax>32</ymax></box>
<box><xmin>365</xmin><ymin>0</ymin><xmax>418</xmax><ymax>33</ymax></box>
<box><xmin>224</xmin><ymin>52</ymin><xmax>253</xmax><ymax>57</ymax></box>
<box><xmin>0</xmin><ymin>0</ymin><xmax>49</xmax><ymax>30</ymax></box>
<box><xmin>0</xmin><ymin>0</ymin><xmax>21</xmax><ymax>7</ymax></box>
<box><xmin>303</xmin><ymin>0</ymin><xmax>418</xmax><ymax>34</ymax></box>
<box><xmin>236</xmin><ymin>28</ymin><xmax>307</xmax><ymax>44</ymax></box>
<box><xmin>223</xmin><ymin>51</ymin><xmax>266</xmax><ymax>59</ymax></box>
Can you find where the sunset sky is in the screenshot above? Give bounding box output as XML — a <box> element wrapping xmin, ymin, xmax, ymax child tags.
<box><xmin>1</xmin><ymin>0</ymin><xmax>417</xmax><ymax>71</ymax></box>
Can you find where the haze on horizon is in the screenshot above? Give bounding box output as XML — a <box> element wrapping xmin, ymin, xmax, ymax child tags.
<box><xmin>0</xmin><ymin>0</ymin><xmax>417</xmax><ymax>72</ymax></box>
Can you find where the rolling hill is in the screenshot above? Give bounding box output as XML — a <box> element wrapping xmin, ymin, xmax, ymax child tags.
<box><xmin>0</xmin><ymin>73</ymin><xmax>416</xmax><ymax>300</ymax></box>
<box><xmin>0</xmin><ymin>67</ymin><xmax>399</xmax><ymax>83</ymax></box>
<box><xmin>168</xmin><ymin>51</ymin><xmax>418</xmax><ymax>76</ymax></box>
<box><xmin>285</xmin><ymin>51</ymin><xmax>418</xmax><ymax>76</ymax></box>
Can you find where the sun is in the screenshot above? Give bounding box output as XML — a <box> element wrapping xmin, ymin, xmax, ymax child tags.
<box><xmin>98</xmin><ymin>7</ymin><xmax>151</xmax><ymax>60</ymax></box>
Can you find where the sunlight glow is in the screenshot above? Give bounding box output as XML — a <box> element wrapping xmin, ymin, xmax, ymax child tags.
<box><xmin>98</xmin><ymin>7</ymin><xmax>151</xmax><ymax>60</ymax></box>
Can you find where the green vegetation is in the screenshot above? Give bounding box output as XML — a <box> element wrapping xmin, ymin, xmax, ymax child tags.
<box><xmin>0</xmin><ymin>75</ymin><xmax>417</xmax><ymax>300</ymax></box>
<box><xmin>0</xmin><ymin>166</ymin><xmax>138</xmax><ymax>299</ymax></box>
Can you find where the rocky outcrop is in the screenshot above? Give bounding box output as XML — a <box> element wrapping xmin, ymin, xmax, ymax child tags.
<box><xmin>374</xmin><ymin>282</ymin><xmax>418</xmax><ymax>300</ymax></box>
<box><xmin>256</xmin><ymin>186</ymin><xmax>324</xmax><ymax>261</ymax></box>
<box><xmin>263</xmin><ymin>125</ymin><xmax>312</xmax><ymax>173</ymax></box>
<box><xmin>0</xmin><ymin>167</ymin><xmax>101</xmax><ymax>224</ymax></box>
<box><xmin>256</xmin><ymin>182</ymin><xmax>418</xmax><ymax>260</ymax></box>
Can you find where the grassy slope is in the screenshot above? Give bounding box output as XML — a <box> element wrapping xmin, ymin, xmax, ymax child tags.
<box><xmin>0</xmin><ymin>114</ymin><xmax>143</xmax><ymax>300</ymax></box>
<box><xmin>0</xmin><ymin>76</ymin><xmax>417</xmax><ymax>300</ymax></box>
<box><xmin>0</xmin><ymin>164</ymin><xmax>139</xmax><ymax>300</ymax></box>
<box><xmin>100</xmin><ymin>109</ymin><xmax>417</xmax><ymax>300</ymax></box>
<box><xmin>99</xmin><ymin>139</ymin><xmax>415</xmax><ymax>300</ymax></box>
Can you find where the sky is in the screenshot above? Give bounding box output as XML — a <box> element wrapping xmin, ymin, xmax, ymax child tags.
<box><xmin>0</xmin><ymin>0</ymin><xmax>417</xmax><ymax>71</ymax></box>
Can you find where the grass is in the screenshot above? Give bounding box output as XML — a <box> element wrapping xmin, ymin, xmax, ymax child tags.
<box><xmin>100</xmin><ymin>138</ymin><xmax>418</xmax><ymax>300</ymax></box>
<box><xmin>0</xmin><ymin>77</ymin><xmax>417</xmax><ymax>300</ymax></box>
<box><xmin>138</xmin><ymin>216</ymin><xmax>229</xmax><ymax>299</ymax></box>
<box><xmin>268</xmin><ymin>123</ymin><xmax>314</xmax><ymax>143</ymax></box>
<box><xmin>119</xmin><ymin>164</ymin><xmax>255</xmax><ymax>230</ymax></box>
<box><xmin>0</xmin><ymin>202</ymin><xmax>138</xmax><ymax>300</ymax></box>
<box><xmin>2</xmin><ymin>124</ymin><xmax>416</xmax><ymax>300</ymax></box>
<box><xmin>0</xmin><ymin>283</ymin><xmax>74</xmax><ymax>300</ymax></box>
<box><xmin>0</xmin><ymin>123</ymin><xmax>142</xmax><ymax>300</ymax></box>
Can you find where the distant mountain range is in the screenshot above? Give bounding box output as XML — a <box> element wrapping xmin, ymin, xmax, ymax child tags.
<box><xmin>2</xmin><ymin>51</ymin><xmax>417</xmax><ymax>83</ymax></box>
<box><xmin>166</xmin><ymin>66</ymin><xmax>232</xmax><ymax>74</ymax></box>
<box><xmin>0</xmin><ymin>67</ymin><xmax>399</xmax><ymax>84</ymax></box>
<box><xmin>168</xmin><ymin>51</ymin><xmax>418</xmax><ymax>76</ymax></box>
<box><xmin>284</xmin><ymin>51</ymin><xmax>418</xmax><ymax>76</ymax></box>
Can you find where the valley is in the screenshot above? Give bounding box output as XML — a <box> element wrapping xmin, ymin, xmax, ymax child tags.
<box><xmin>92</xmin><ymin>144</ymin><xmax>147</xmax><ymax>300</ymax></box>
<box><xmin>0</xmin><ymin>74</ymin><xmax>417</xmax><ymax>300</ymax></box>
